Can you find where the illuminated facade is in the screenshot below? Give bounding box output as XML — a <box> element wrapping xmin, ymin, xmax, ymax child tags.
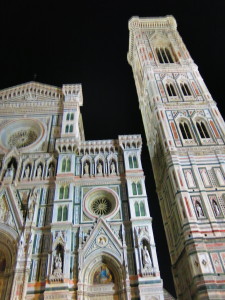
<box><xmin>128</xmin><ymin>15</ymin><xmax>225</xmax><ymax>299</ymax></box>
<box><xmin>0</xmin><ymin>82</ymin><xmax>169</xmax><ymax>299</ymax></box>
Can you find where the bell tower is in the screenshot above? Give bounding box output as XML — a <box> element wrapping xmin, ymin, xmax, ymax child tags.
<box><xmin>128</xmin><ymin>16</ymin><xmax>225</xmax><ymax>299</ymax></box>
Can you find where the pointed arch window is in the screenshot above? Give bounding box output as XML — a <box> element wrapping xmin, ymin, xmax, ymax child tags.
<box><xmin>166</xmin><ymin>83</ymin><xmax>177</xmax><ymax>97</ymax></box>
<box><xmin>57</xmin><ymin>205</ymin><xmax>68</xmax><ymax>221</ymax></box>
<box><xmin>65</xmin><ymin>125</ymin><xmax>69</xmax><ymax>133</ymax></box>
<box><xmin>69</xmin><ymin>125</ymin><xmax>73</xmax><ymax>133</ymax></box>
<box><xmin>196</xmin><ymin>121</ymin><xmax>210</xmax><ymax>139</ymax></box>
<box><xmin>59</xmin><ymin>185</ymin><xmax>70</xmax><ymax>199</ymax></box>
<box><xmin>156</xmin><ymin>47</ymin><xmax>175</xmax><ymax>64</ymax></box>
<box><xmin>137</xmin><ymin>182</ymin><xmax>143</xmax><ymax>195</ymax></box>
<box><xmin>57</xmin><ymin>206</ymin><xmax>62</xmax><ymax>221</ymax></box>
<box><xmin>62</xmin><ymin>159</ymin><xmax>66</xmax><ymax>172</ymax></box>
<box><xmin>129</xmin><ymin>155</ymin><xmax>138</xmax><ymax>169</ymax></box>
<box><xmin>180</xmin><ymin>83</ymin><xmax>191</xmax><ymax>96</ymax></box>
<box><xmin>135</xmin><ymin>202</ymin><xmax>140</xmax><ymax>217</ymax></box>
<box><xmin>66</xmin><ymin>113</ymin><xmax>70</xmax><ymax>121</ymax></box>
<box><xmin>132</xmin><ymin>182</ymin><xmax>143</xmax><ymax>195</ymax></box>
<box><xmin>59</xmin><ymin>186</ymin><xmax>64</xmax><ymax>199</ymax></box>
<box><xmin>179</xmin><ymin>122</ymin><xmax>192</xmax><ymax>139</ymax></box>
<box><xmin>140</xmin><ymin>202</ymin><xmax>146</xmax><ymax>216</ymax></box>
<box><xmin>62</xmin><ymin>158</ymin><xmax>71</xmax><ymax>172</ymax></box>
<box><xmin>132</xmin><ymin>182</ymin><xmax>137</xmax><ymax>195</ymax></box>
<box><xmin>64</xmin><ymin>185</ymin><xmax>69</xmax><ymax>199</ymax></box>
<box><xmin>63</xmin><ymin>206</ymin><xmax>68</xmax><ymax>221</ymax></box>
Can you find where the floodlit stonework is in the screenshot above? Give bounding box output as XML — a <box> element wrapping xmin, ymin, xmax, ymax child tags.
<box><xmin>128</xmin><ymin>15</ymin><xmax>225</xmax><ymax>299</ymax></box>
<box><xmin>0</xmin><ymin>82</ymin><xmax>171</xmax><ymax>299</ymax></box>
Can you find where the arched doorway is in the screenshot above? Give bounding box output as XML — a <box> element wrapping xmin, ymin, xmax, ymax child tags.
<box><xmin>0</xmin><ymin>230</ymin><xmax>17</xmax><ymax>300</ymax></box>
<box><xmin>80</xmin><ymin>253</ymin><xmax>126</xmax><ymax>300</ymax></box>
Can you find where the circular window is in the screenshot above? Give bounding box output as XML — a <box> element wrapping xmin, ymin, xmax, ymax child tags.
<box><xmin>91</xmin><ymin>198</ymin><xmax>112</xmax><ymax>215</ymax></box>
<box><xmin>0</xmin><ymin>119</ymin><xmax>45</xmax><ymax>151</ymax></box>
<box><xmin>8</xmin><ymin>129</ymin><xmax>38</xmax><ymax>149</ymax></box>
<box><xmin>84</xmin><ymin>188</ymin><xmax>119</xmax><ymax>219</ymax></box>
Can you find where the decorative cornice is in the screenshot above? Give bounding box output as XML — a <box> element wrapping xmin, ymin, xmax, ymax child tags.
<box><xmin>0</xmin><ymin>81</ymin><xmax>63</xmax><ymax>102</ymax></box>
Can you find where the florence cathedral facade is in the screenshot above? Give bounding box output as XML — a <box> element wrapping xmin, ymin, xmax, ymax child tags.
<box><xmin>0</xmin><ymin>80</ymin><xmax>169</xmax><ymax>300</ymax></box>
<box><xmin>128</xmin><ymin>16</ymin><xmax>225</xmax><ymax>299</ymax></box>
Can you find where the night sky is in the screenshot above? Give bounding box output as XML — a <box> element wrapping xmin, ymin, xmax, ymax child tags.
<box><xmin>1</xmin><ymin>1</ymin><xmax>225</xmax><ymax>297</ymax></box>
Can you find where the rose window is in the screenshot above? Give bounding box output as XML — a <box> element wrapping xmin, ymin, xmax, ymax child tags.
<box><xmin>91</xmin><ymin>198</ymin><xmax>112</xmax><ymax>215</ymax></box>
<box><xmin>8</xmin><ymin>130</ymin><xmax>38</xmax><ymax>149</ymax></box>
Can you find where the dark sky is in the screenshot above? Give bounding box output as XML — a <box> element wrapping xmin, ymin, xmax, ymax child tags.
<box><xmin>1</xmin><ymin>1</ymin><xmax>225</xmax><ymax>297</ymax></box>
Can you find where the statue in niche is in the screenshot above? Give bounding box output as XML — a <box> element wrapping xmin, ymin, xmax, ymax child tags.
<box><xmin>110</xmin><ymin>162</ymin><xmax>116</xmax><ymax>174</ymax></box>
<box><xmin>212</xmin><ymin>200</ymin><xmax>220</xmax><ymax>216</ymax></box>
<box><xmin>48</xmin><ymin>164</ymin><xmax>55</xmax><ymax>177</ymax></box>
<box><xmin>97</xmin><ymin>162</ymin><xmax>103</xmax><ymax>174</ymax></box>
<box><xmin>5</xmin><ymin>164</ymin><xmax>15</xmax><ymax>179</ymax></box>
<box><xmin>36</xmin><ymin>165</ymin><xmax>42</xmax><ymax>178</ymax></box>
<box><xmin>195</xmin><ymin>201</ymin><xmax>204</xmax><ymax>217</ymax></box>
<box><xmin>24</xmin><ymin>165</ymin><xmax>30</xmax><ymax>179</ymax></box>
<box><xmin>93</xmin><ymin>264</ymin><xmax>113</xmax><ymax>284</ymax></box>
<box><xmin>54</xmin><ymin>253</ymin><xmax>62</xmax><ymax>273</ymax></box>
<box><xmin>142</xmin><ymin>246</ymin><xmax>152</xmax><ymax>268</ymax></box>
<box><xmin>84</xmin><ymin>163</ymin><xmax>89</xmax><ymax>175</ymax></box>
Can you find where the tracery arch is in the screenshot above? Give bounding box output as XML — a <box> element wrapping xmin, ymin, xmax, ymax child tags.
<box><xmin>80</xmin><ymin>253</ymin><xmax>126</xmax><ymax>299</ymax></box>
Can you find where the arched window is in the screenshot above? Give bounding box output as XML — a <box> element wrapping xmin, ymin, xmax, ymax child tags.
<box><xmin>156</xmin><ymin>47</ymin><xmax>174</xmax><ymax>64</ymax></box>
<box><xmin>129</xmin><ymin>156</ymin><xmax>133</xmax><ymax>168</ymax></box>
<box><xmin>63</xmin><ymin>206</ymin><xmax>68</xmax><ymax>221</ymax></box>
<box><xmin>166</xmin><ymin>83</ymin><xmax>176</xmax><ymax>97</ymax></box>
<box><xmin>62</xmin><ymin>158</ymin><xmax>71</xmax><ymax>172</ymax></box>
<box><xmin>70</xmin><ymin>113</ymin><xmax>74</xmax><ymax>120</ymax></box>
<box><xmin>64</xmin><ymin>185</ymin><xmax>69</xmax><ymax>199</ymax></box>
<box><xmin>69</xmin><ymin>125</ymin><xmax>73</xmax><ymax>133</ymax></box>
<box><xmin>59</xmin><ymin>185</ymin><xmax>69</xmax><ymax>199</ymax></box>
<box><xmin>181</xmin><ymin>83</ymin><xmax>191</xmax><ymax>96</ymax></box>
<box><xmin>179</xmin><ymin>122</ymin><xmax>192</xmax><ymax>139</ymax></box>
<box><xmin>65</xmin><ymin>125</ymin><xmax>69</xmax><ymax>133</ymax></box>
<box><xmin>137</xmin><ymin>182</ymin><xmax>143</xmax><ymax>195</ymax></box>
<box><xmin>59</xmin><ymin>187</ymin><xmax>64</xmax><ymax>199</ymax></box>
<box><xmin>165</xmin><ymin>48</ymin><xmax>174</xmax><ymax>63</ymax></box>
<box><xmin>66</xmin><ymin>113</ymin><xmax>70</xmax><ymax>121</ymax></box>
<box><xmin>66</xmin><ymin>159</ymin><xmax>71</xmax><ymax>172</ymax></box>
<box><xmin>57</xmin><ymin>206</ymin><xmax>62</xmax><ymax>221</ymax></box>
<box><xmin>62</xmin><ymin>159</ymin><xmax>66</xmax><ymax>172</ymax></box>
<box><xmin>129</xmin><ymin>155</ymin><xmax>138</xmax><ymax>169</ymax></box>
<box><xmin>133</xmin><ymin>156</ymin><xmax>138</xmax><ymax>168</ymax></box>
<box><xmin>196</xmin><ymin>121</ymin><xmax>210</xmax><ymax>139</ymax></box>
<box><xmin>140</xmin><ymin>202</ymin><xmax>146</xmax><ymax>216</ymax></box>
<box><xmin>135</xmin><ymin>202</ymin><xmax>140</xmax><ymax>217</ymax></box>
<box><xmin>156</xmin><ymin>48</ymin><xmax>163</xmax><ymax>63</ymax></box>
<box><xmin>132</xmin><ymin>182</ymin><xmax>137</xmax><ymax>195</ymax></box>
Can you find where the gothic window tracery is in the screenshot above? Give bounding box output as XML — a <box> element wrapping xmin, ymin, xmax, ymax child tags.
<box><xmin>57</xmin><ymin>206</ymin><xmax>68</xmax><ymax>221</ymax></box>
<box><xmin>61</xmin><ymin>158</ymin><xmax>71</xmax><ymax>172</ymax></box>
<box><xmin>196</xmin><ymin>121</ymin><xmax>210</xmax><ymax>139</ymax></box>
<box><xmin>179</xmin><ymin>121</ymin><xmax>192</xmax><ymax>140</ymax></box>
<box><xmin>132</xmin><ymin>182</ymin><xmax>143</xmax><ymax>195</ymax></box>
<box><xmin>134</xmin><ymin>201</ymin><xmax>146</xmax><ymax>217</ymax></box>
<box><xmin>129</xmin><ymin>155</ymin><xmax>138</xmax><ymax>169</ymax></box>
<box><xmin>180</xmin><ymin>83</ymin><xmax>191</xmax><ymax>96</ymax></box>
<box><xmin>59</xmin><ymin>185</ymin><xmax>69</xmax><ymax>199</ymax></box>
<box><xmin>156</xmin><ymin>47</ymin><xmax>175</xmax><ymax>63</ymax></box>
<box><xmin>166</xmin><ymin>83</ymin><xmax>177</xmax><ymax>97</ymax></box>
<box><xmin>66</xmin><ymin>113</ymin><xmax>74</xmax><ymax>121</ymax></box>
